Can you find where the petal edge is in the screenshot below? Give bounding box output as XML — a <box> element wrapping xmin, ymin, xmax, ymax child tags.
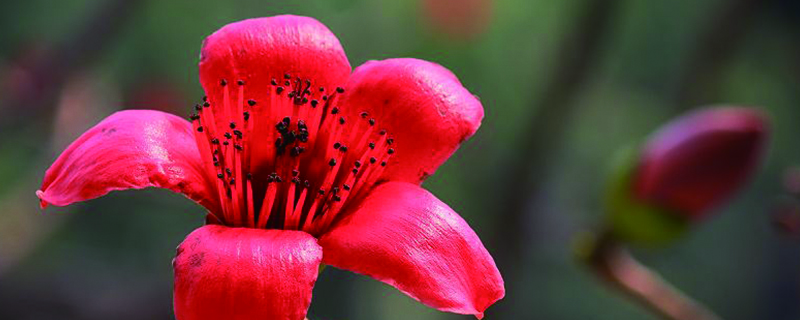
<box><xmin>339</xmin><ymin>58</ymin><xmax>484</xmax><ymax>184</ymax></box>
<box><xmin>320</xmin><ymin>182</ymin><xmax>504</xmax><ymax>318</ymax></box>
<box><xmin>37</xmin><ymin>110</ymin><xmax>218</xmax><ymax>212</ymax></box>
<box><xmin>174</xmin><ymin>225</ymin><xmax>322</xmax><ymax>320</ymax></box>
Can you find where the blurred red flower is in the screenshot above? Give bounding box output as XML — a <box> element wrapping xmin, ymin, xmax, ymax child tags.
<box><xmin>633</xmin><ymin>107</ymin><xmax>769</xmax><ymax>220</ymax></box>
<box><xmin>37</xmin><ymin>15</ymin><xmax>504</xmax><ymax>320</ymax></box>
<box><xmin>421</xmin><ymin>0</ymin><xmax>493</xmax><ymax>41</ymax></box>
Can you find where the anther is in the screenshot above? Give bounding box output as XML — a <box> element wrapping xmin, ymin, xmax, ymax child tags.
<box><xmin>211</xmin><ymin>138</ymin><xmax>220</xmax><ymax>145</ymax></box>
<box><xmin>339</xmin><ymin>117</ymin><xmax>345</xmax><ymax>125</ymax></box>
<box><xmin>197</xmin><ymin>126</ymin><xmax>204</xmax><ymax>132</ymax></box>
<box><xmin>333</xmin><ymin>142</ymin><xmax>341</xmax><ymax>149</ymax></box>
<box><xmin>203</xmin><ymin>102</ymin><xmax>210</xmax><ymax>107</ymax></box>
<box><xmin>284</xmin><ymin>73</ymin><xmax>291</xmax><ymax>79</ymax></box>
<box><xmin>343</xmin><ymin>184</ymin><xmax>351</xmax><ymax>191</ymax></box>
<box><xmin>247</xmin><ymin>99</ymin><xmax>256</xmax><ymax>106</ymax></box>
<box><xmin>276</xmin><ymin>87</ymin><xmax>284</xmax><ymax>94</ymax></box>
<box><xmin>354</xmin><ymin>160</ymin><xmax>362</xmax><ymax>168</ymax></box>
<box><xmin>243</xmin><ymin>111</ymin><xmax>250</xmax><ymax>121</ymax></box>
<box><xmin>340</xmin><ymin>146</ymin><xmax>348</xmax><ymax>152</ymax></box>
<box><xmin>360</xmin><ymin>112</ymin><xmax>369</xmax><ymax>118</ymax></box>
<box><xmin>370</xmin><ymin>157</ymin><xmax>377</xmax><ymax>164</ymax></box>
<box><xmin>220</xmin><ymin>79</ymin><xmax>227</xmax><ymax>86</ymax></box>
<box><xmin>237</xmin><ymin>80</ymin><xmax>245</xmax><ymax>86</ymax></box>
<box><xmin>329</xmin><ymin>158</ymin><xmax>337</xmax><ymax>166</ymax></box>
<box><xmin>387</xmin><ymin>138</ymin><xmax>394</xmax><ymax>145</ymax></box>
<box><xmin>224</xmin><ymin>132</ymin><xmax>232</xmax><ymax>139</ymax></box>
<box><xmin>217</xmin><ymin>173</ymin><xmax>224</xmax><ymax>179</ymax></box>
<box><xmin>331</xmin><ymin>107</ymin><xmax>339</xmax><ymax>115</ymax></box>
<box><xmin>369</xmin><ymin>118</ymin><xmax>376</xmax><ymax>126</ymax></box>
<box><xmin>230</xmin><ymin>122</ymin><xmax>236</xmax><ymax>129</ymax></box>
<box><xmin>234</xmin><ymin>144</ymin><xmax>243</xmax><ymax>151</ymax></box>
<box><xmin>336</xmin><ymin>87</ymin><xmax>344</xmax><ymax>93</ymax></box>
<box><xmin>381</xmin><ymin>161</ymin><xmax>387</xmax><ymax>166</ymax></box>
<box><xmin>292</xmin><ymin>169</ymin><xmax>299</xmax><ymax>177</ymax></box>
<box><xmin>310</xmin><ymin>99</ymin><xmax>319</xmax><ymax>107</ymax></box>
<box><xmin>271</xmin><ymin>79</ymin><xmax>278</xmax><ymax>86</ymax></box>
<box><xmin>369</xmin><ymin>142</ymin><xmax>376</xmax><ymax>149</ymax></box>
<box><xmin>388</xmin><ymin>148</ymin><xmax>395</xmax><ymax>155</ymax></box>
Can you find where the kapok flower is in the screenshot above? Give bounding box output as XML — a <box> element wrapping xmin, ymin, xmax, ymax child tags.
<box><xmin>36</xmin><ymin>15</ymin><xmax>504</xmax><ymax>320</ymax></box>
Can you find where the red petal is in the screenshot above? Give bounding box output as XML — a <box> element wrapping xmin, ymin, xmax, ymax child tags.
<box><xmin>37</xmin><ymin>110</ymin><xmax>218</xmax><ymax>212</ymax></box>
<box><xmin>319</xmin><ymin>182</ymin><xmax>504</xmax><ymax>318</ymax></box>
<box><xmin>173</xmin><ymin>225</ymin><xmax>322</xmax><ymax>320</ymax></box>
<box><xmin>634</xmin><ymin>107</ymin><xmax>769</xmax><ymax>219</ymax></box>
<box><xmin>198</xmin><ymin>15</ymin><xmax>350</xmax><ymax>141</ymax></box>
<box><xmin>338</xmin><ymin>58</ymin><xmax>483</xmax><ymax>184</ymax></box>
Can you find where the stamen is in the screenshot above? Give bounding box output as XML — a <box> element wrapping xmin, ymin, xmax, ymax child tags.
<box><xmin>191</xmin><ymin>74</ymin><xmax>396</xmax><ymax>236</ymax></box>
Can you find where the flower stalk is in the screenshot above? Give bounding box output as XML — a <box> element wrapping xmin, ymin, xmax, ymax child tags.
<box><xmin>579</xmin><ymin>231</ymin><xmax>721</xmax><ymax>320</ymax></box>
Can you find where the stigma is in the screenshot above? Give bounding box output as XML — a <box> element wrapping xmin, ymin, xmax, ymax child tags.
<box><xmin>189</xmin><ymin>74</ymin><xmax>394</xmax><ymax>236</ymax></box>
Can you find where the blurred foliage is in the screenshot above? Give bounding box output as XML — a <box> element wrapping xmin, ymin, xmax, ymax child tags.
<box><xmin>1</xmin><ymin>0</ymin><xmax>799</xmax><ymax>319</ymax></box>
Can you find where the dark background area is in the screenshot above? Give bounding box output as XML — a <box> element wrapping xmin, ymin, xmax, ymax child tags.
<box><xmin>0</xmin><ymin>0</ymin><xmax>799</xmax><ymax>319</ymax></box>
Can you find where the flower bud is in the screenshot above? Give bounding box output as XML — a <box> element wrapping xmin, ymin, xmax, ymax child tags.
<box><xmin>634</xmin><ymin>107</ymin><xmax>768</xmax><ymax>220</ymax></box>
<box><xmin>606</xmin><ymin>107</ymin><xmax>769</xmax><ymax>245</ymax></box>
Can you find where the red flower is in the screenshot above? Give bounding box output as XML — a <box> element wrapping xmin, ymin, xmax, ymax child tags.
<box><xmin>36</xmin><ymin>15</ymin><xmax>504</xmax><ymax>319</ymax></box>
<box><xmin>633</xmin><ymin>107</ymin><xmax>769</xmax><ymax>220</ymax></box>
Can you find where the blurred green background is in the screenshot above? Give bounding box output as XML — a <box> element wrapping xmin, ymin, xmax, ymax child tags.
<box><xmin>1</xmin><ymin>0</ymin><xmax>799</xmax><ymax>319</ymax></box>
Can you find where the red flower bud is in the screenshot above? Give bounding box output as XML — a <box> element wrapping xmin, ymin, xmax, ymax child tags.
<box><xmin>633</xmin><ymin>107</ymin><xmax>769</xmax><ymax>220</ymax></box>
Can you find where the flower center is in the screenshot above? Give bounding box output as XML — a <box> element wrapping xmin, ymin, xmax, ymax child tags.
<box><xmin>189</xmin><ymin>74</ymin><xmax>394</xmax><ymax>236</ymax></box>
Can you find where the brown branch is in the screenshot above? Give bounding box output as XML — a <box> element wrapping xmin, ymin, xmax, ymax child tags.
<box><xmin>583</xmin><ymin>233</ymin><xmax>722</xmax><ymax>320</ymax></box>
<box><xmin>0</xmin><ymin>0</ymin><xmax>144</xmax><ymax>132</ymax></box>
<box><xmin>673</xmin><ymin>0</ymin><xmax>768</xmax><ymax>108</ymax></box>
<box><xmin>489</xmin><ymin>0</ymin><xmax>620</xmax><ymax>315</ymax></box>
